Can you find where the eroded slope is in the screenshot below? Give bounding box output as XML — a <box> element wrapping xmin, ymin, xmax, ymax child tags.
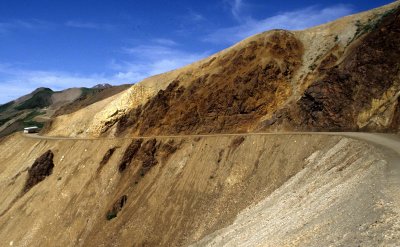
<box><xmin>193</xmin><ymin>137</ymin><xmax>400</xmax><ymax>246</ymax></box>
<box><xmin>0</xmin><ymin>133</ymin><xmax>382</xmax><ymax>246</ymax></box>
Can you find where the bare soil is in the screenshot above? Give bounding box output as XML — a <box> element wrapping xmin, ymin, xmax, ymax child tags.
<box><xmin>0</xmin><ymin>133</ymin><xmax>397</xmax><ymax>246</ymax></box>
<box><xmin>54</xmin><ymin>85</ymin><xmax>131</xmax><ymax>117</ymax></box>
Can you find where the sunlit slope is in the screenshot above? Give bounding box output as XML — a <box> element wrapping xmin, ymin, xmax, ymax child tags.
<box><xmin>46</xmin><ymin>1</ymin><xmax>400</xmax><ymax>137</ymax></box>
<box><xmin>1</xmin><ymin>133</ymin><xmax>397</xmax><ymax>246</ymax></box>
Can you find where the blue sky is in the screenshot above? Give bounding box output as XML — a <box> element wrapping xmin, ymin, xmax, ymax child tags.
<box><xmin>0</xmin><ymin>0</ymin><xmax>394</xmax><ymax>103</ymax></box>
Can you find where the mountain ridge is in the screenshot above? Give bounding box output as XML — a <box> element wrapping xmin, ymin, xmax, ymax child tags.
<box><xmin>41</xmin><ymin>1</ymin><xmax>400</xmax><ymax>138</ymax></box>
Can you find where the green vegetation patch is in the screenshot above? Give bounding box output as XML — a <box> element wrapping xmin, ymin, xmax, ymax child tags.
<box><xmin>22</xmin><ymin>120</ymin><xmax>44</xmax><ymax>129</ymax></box>
<box><xmin>106</xmin><ymin>211</ymin><xmax>117</xmax><ymax>220</ymax></box>
<box><xmin>0</xmin><ymin>117</ymin><xmax>12</xmax><ymax>126</ymax></box>
<box><xmin>81</xmin><ymin>87</ymin><xmax>95</xmax><ymax>95</ymax></box>
<box><xmin>16</xmin><ymin>88</ymin><xmax>54</xmax><ymax>110</ymax></box>
<box><xmin>22</xmin><ymin>110</ymin><xmax>44</xmax><ymax>128</ymax></box>
<box><xmin>78</xmin><ymin>87</ymin><xmax>98</xmax><ymax>101</ymax></box>
<box><xmin>0</xmin><ymin>101</ymin><xmax>14</xmax><ymax>113</ymax></box>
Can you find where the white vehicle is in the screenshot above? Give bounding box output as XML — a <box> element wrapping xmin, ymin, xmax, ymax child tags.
<box><xmin>23</xmin><ymin>126</ymin><xmax>40</xmax><ymax>134</ymax></box>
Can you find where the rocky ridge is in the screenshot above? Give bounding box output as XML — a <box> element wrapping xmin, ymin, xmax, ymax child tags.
<box><xmin>44</xmin><ymin>1</ymin><xmax>400</xmax><ymax>137</ymax></box>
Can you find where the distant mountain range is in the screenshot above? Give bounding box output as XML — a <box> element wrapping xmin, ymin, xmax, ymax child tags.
<box><xmin>0</xmin><ymin>84</ymin><xmax>130</xmax><ymax>137</ymax></box>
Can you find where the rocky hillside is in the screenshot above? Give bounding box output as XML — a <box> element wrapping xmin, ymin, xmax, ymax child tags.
<box><xmin>43</xmin><ymin>1</ymin><xmax>400</xmax><ymax>138</ymax></box>
<box><xmin>0</xmin><ymin>132</ymin><xmax>398</xmax><ymax>246</ymax></box>
<box><xmin>0</xmin><ymin>84</ymin><xmax>130</xmax><ymax>137</ymax></box>
<box><xmin>0</xmin><ymin>2</ymin><xmax>399</xmax><ymax>247</ymax></box>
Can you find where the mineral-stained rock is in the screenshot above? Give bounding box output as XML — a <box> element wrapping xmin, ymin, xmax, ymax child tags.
<box><xmin>115</xmin><ymin>31</ymin><xmax>303</xmax><ymax>136</ymax></box>
<box><xmin>289</xmin><ymin>7</ymin><xmax>400</xmax><ymax>131</ymax></box>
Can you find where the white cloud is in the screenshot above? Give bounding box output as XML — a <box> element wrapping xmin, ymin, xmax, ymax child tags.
<box><xmin>124</xmin><ymin>45</ymin><xmax>182</xmax><ymax>58</ymax></box>
<box><xmin>65</xmin><ymin>20</ymin><xmax>114</xmax><ymax>30</ymax></box>
<box><xmin>0</xmin><ymin>65</ymin><xmax>105</xmax><ymax>88</ymax></box>
<box><xmin>230</xmin><ymin>0</ymin><xmax>245</xmax><ymax>21</ymax></box>
<box><xmin>205</xmin><ymin>4</ymin><xmax>353</xmax><ymax>44</ymax></box>
<box><xmin>115</xmin><ymin>43</ymin><xmax>210</xmax><ymax>79</ymax></box>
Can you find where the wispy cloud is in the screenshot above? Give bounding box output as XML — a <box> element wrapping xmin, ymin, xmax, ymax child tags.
<box><xmin>206</xmin><ymin>4</ymin><xmax>353</xmax><ymax>44</ymax></box>
<box><xmin>65</xmin><ymin>20</ymin><xmax>115</xmax><ymax>30</ymax></box>
<box><xmin>174</xmin><ymin>9</ymin><xmax>207</xmax><ymax>36</ymax></box>
<box><xmin>0</xmin><ymin>19</ymin><xmax>51</xmax><ymax>34</ymax></box>
<box><xmin>114</xmin><ymin>41</ymin><xmax>210</xmax><ymax>80</ymax></box>
<box><xmin>229</xmin><ymin>0</ymin><xmax>245</xmax><ymax>21</ymax></box>
<box><xmin>152</xmin><ymin>38</ymin><xmax>178</xmax><ymax>46</ymax></box>
<box><xmin>187</xmin><ymin>10</ymin><xmax>206</xmax><ymax>22</ymax></box>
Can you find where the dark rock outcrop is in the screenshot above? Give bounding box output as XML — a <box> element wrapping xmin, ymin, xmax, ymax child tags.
<box><xmin>118</xmin><ymin>139</ymin><xmax>143</xmax><ymax>173</ymax></box>
<box><xmin>99</xmin><ymin>147</ymin><xmax>117</xmax><ymax>168</ymax></box>
<box><xmin>24</xmin><ymin>150</ymin><xmax>54</xmax><ymax>192</ymax></box>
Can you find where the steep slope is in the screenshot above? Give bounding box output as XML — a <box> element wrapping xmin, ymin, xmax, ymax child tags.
<box><xmin>271</xmin><ymin>6</ymin><xmax>400</xmax><ymax>132</ymax></box>
<box><xmin>53</xmin><ymin>84</ymin><xmax>130</xmax><ymax>116</ymax></box>
<box><xmin>193</xmin><ymin>134</ymin><xmax>400</xmax><ymax>246</ymax></box>
<box><xmin>115</xmin><ymin>30</ymin><xmax>302</xmax><ymax>136</ymax></box>
<box><xmin>0</xmin><ymin>133</ymin><xmax>398</xmax><ymax>246</ymax></box>
<box><xmin>45</xmin><ymin>1</ymin><xmax>400</xmax><ymax>138</ymax></box>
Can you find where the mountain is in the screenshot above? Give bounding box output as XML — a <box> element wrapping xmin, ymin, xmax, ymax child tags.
<box><xmin>0</xmin><ymin>2</ymin><xmax>399</xmax><ymax>247</ymax></box>
<box><xmin>0</xmin><ymin>85</ymin><xmax>130</xmax><ymax>137</ymax></box>
<box><xmin>92</xmin><ymin>83</ymin><xmax>113</xmax><ymax>89</ymax></box>
<box><xmin>44</xmin><ymin>1</ymin><xmax>400</xmax><ymax>138</ymax></box>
